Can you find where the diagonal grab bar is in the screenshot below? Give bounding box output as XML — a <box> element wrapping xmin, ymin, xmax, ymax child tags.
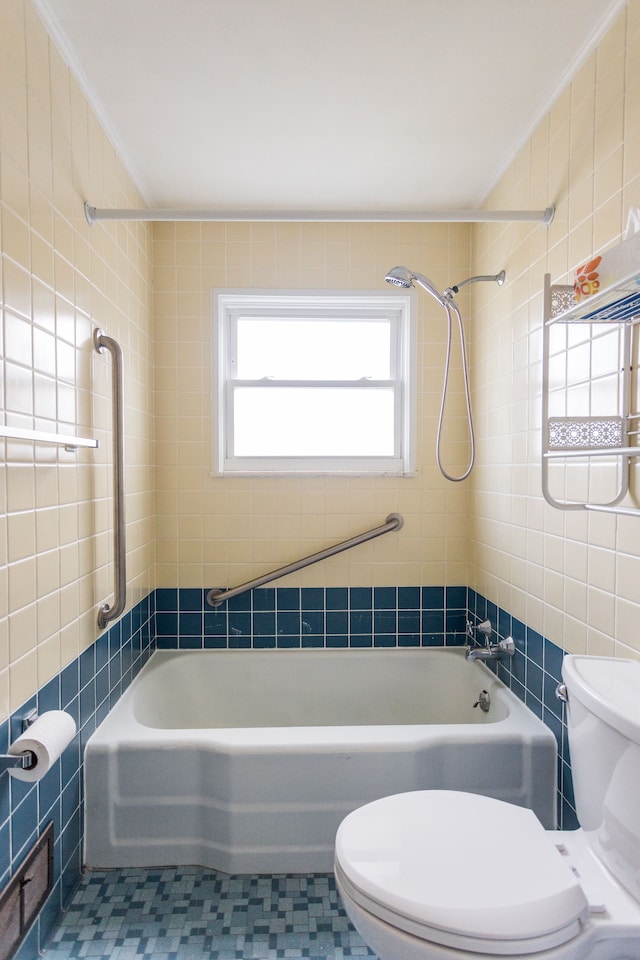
<box><xmin>206</xmin><ymin>513</ymin><xmax>404</xmax><ymax>608</ymax></box>
<box><xmin>95</xmin><ymin>329</ymin><xmax>127</xmax><ymax>630</ymax></box>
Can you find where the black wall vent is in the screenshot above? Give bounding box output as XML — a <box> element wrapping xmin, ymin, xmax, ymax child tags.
<box><xmin>0</xmin><ymin>822</ymin><xmax>54</xmax><ymax>960</ymax></box>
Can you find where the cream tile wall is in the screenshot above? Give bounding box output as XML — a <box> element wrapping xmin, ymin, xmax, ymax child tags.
<box><xmin>153</xmin><ymin>222</ymin><xmax>472</xmax><ymax>593</ymax></box>
<box><xmin>469</xmin><ymin>0</ymin><xmax>640</xmax><ymax>659</ymax></box>
<box><xmin>0</xmin><ymin>1</ymin><xmax>154</xmax><ymax>722</ymax></box>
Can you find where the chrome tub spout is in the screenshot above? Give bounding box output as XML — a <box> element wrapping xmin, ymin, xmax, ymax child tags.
<box><xmin>466</xmin><ymin>637</ymin><xmax>515</xmax><ymax>662</ymax></box>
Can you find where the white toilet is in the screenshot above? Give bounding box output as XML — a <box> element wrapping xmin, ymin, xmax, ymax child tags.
<box><xmin>335</xmin><ymin>655</ymin><xmax>640</xmax><ymax>960</ymax></box>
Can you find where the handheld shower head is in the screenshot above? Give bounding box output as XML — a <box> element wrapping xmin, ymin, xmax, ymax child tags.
<box><xmin>385</xmin><ymin>266</ymin><xmax>446</xmax><ymax>306</ymax></box>
<box><xmin>385</xmin><ymin>266</ymin><xmax>413</xmax><ymax>288</ymax></box>
<box><xmin>384</xmin><ymin>261</ymin><xmax>476</xmax><ymax>482</ymax></box>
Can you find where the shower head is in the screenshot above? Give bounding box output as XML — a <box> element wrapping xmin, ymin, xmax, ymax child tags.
<box><xmin>385</xmin><ymin>266</ymin><xmax>413</xmax><ymax>288</ymax></box>
<box><xmin>385</xmin><ymin>266</ymin><xmax>447</xmax><ymax>306</ymax></box>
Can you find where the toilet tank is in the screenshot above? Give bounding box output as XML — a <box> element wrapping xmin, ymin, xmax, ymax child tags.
<box><xmin>563</xmin><ymin>655</ymin><xmax>640</xmax><ymax>903</ymax></box>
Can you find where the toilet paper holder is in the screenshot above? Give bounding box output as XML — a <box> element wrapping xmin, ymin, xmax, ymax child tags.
<box><xmin>0</xmin><ymin>709</ymin><xmax>39</xmax><ymax>774</ymax></box>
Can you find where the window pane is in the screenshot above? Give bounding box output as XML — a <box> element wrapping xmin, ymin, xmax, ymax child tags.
<box><xmin>236</xmin><ymin>319</ymin><xmax>391</xmax><ymax>380</ymax></box>
<box><xmin>233</xmin><ymin>386</ymin><xmax>396</xmax><ymax>456</ymax></box>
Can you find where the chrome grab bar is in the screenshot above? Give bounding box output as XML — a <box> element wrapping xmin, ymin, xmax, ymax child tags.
<box><xmin>207</xmin><ymin>513</ymin><xmax>404</xmax><ymax>607</ymax></box>
<box><xmin>95</xmin><ymin>329</ymin><xmax>127</xmax><ymax>630</ymax></box>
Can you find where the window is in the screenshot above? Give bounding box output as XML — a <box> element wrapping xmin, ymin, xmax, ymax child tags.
<box><xmin>212</xmin><ymin>290</ymin><xmax>415</xmax><ymax>475</ymax></box>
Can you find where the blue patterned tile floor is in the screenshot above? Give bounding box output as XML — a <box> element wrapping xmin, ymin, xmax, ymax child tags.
<box><xmin>45</xmin><ymin>868</ymin><xmax>377</xmax><ymax>960</ymax></box>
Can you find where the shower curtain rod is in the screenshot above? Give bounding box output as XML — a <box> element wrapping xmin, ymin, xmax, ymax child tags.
<box><xmin>84</xmin><ymin>203</ymin><xmax>555</xmax><ymax>226</ymax></box>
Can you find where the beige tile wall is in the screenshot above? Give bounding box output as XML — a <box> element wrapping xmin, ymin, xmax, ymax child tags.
<box><xmin>469</xmin><ymin>0</ymin><xmax>640</xmax><ymax>659</ymax></box>
<box><xmin>0</xmin><ymin>1</ymin><xmax>154</xmax><ymax>721</ymax></box>
<box><xmin>153</xmin><ymin>221</ymin><xmax>472</xmax><ymax>592</ymax></box>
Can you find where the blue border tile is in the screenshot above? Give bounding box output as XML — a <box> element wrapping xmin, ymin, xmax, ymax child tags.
<box><xmin>422</xmin><ymin>585</ymin><xmax>444</xmax><ymax>608</ymax></box>
<box><xmin>349</xmin><ymin>587</ymin><xmax>371</xmax><ymax>609</ymax></box>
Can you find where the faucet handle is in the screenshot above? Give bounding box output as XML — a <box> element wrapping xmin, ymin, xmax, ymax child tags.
<box><xmin>495</xmin><ymin>636</ymin><xmax>515</xmax><ymax>656</ymax></box>
<box><xmin>466</xmin><ymin>618</ymin><xmax>493</xmax><ymax>641</ymax></box>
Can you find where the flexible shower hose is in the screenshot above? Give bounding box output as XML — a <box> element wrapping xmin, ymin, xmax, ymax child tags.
<box><xmin>436</xmin><ymin>299</ymin><xmax>475</xmax><ymax>482</ymax></box>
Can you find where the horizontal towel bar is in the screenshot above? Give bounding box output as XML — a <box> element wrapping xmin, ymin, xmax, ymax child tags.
<box><xmin>0</xmin><ymin>425</ymin><xmax>98</xmax><ymax>449</ymax></box>
<box><xmin>584</xmin><ymin>503</ymin><xmax>640</xmax><ymax>517</ymax></box>
<box><xmin>207</xmin><ymin>513</ymin><xmax>404</xmax><ymax>608</ymax></box>
<box><xmin>544</xmin><ymin>446</ymin><xmax>640</xmax><ymax>459</ymax></box>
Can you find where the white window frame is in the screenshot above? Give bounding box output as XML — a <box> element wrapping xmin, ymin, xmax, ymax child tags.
<box><xmin>212</xmin><ymin>289</ymin><xmax>416</xmax><ymax>476</ymax></box>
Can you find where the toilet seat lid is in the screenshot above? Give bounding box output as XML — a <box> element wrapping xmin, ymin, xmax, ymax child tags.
<box><xmin>335</xmin><ymin>791</ymin><xmax>589</xmax><ymax>951</ymax></box>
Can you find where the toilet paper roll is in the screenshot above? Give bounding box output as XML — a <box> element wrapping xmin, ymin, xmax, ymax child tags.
<box><xmin>9</xmin><ymin>710</ymin><xmax>77</xmax><ymax>782</ymax></box>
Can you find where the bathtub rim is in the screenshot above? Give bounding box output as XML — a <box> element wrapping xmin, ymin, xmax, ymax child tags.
<box><xmin>86</xmin><ymin>646</ymin><xmax>550</xmax><ymax>752</ymax></box>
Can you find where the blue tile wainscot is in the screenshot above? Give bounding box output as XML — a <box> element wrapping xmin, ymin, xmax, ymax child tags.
<box><xmin>2</xmin><ymin>585</ymin><xmax>574</xmax><ymax>960</ymax></box>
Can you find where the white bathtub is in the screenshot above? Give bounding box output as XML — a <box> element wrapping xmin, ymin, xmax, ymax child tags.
<box><xmin>84</xmin><ymin>647</ymin><xmax>556</xmax><ymax>874</ymax></box>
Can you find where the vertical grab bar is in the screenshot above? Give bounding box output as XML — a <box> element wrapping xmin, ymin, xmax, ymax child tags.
<box><xmin>94</xmin><ymin>329</ymin><xmax>126</xmax><ymax>630</ymax></box>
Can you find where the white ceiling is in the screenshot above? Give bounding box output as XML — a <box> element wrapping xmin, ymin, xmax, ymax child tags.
<box><xmin>36</xmin><ymin>0</ymin><xmax>625</xmax><ymax>213</ymax></box>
